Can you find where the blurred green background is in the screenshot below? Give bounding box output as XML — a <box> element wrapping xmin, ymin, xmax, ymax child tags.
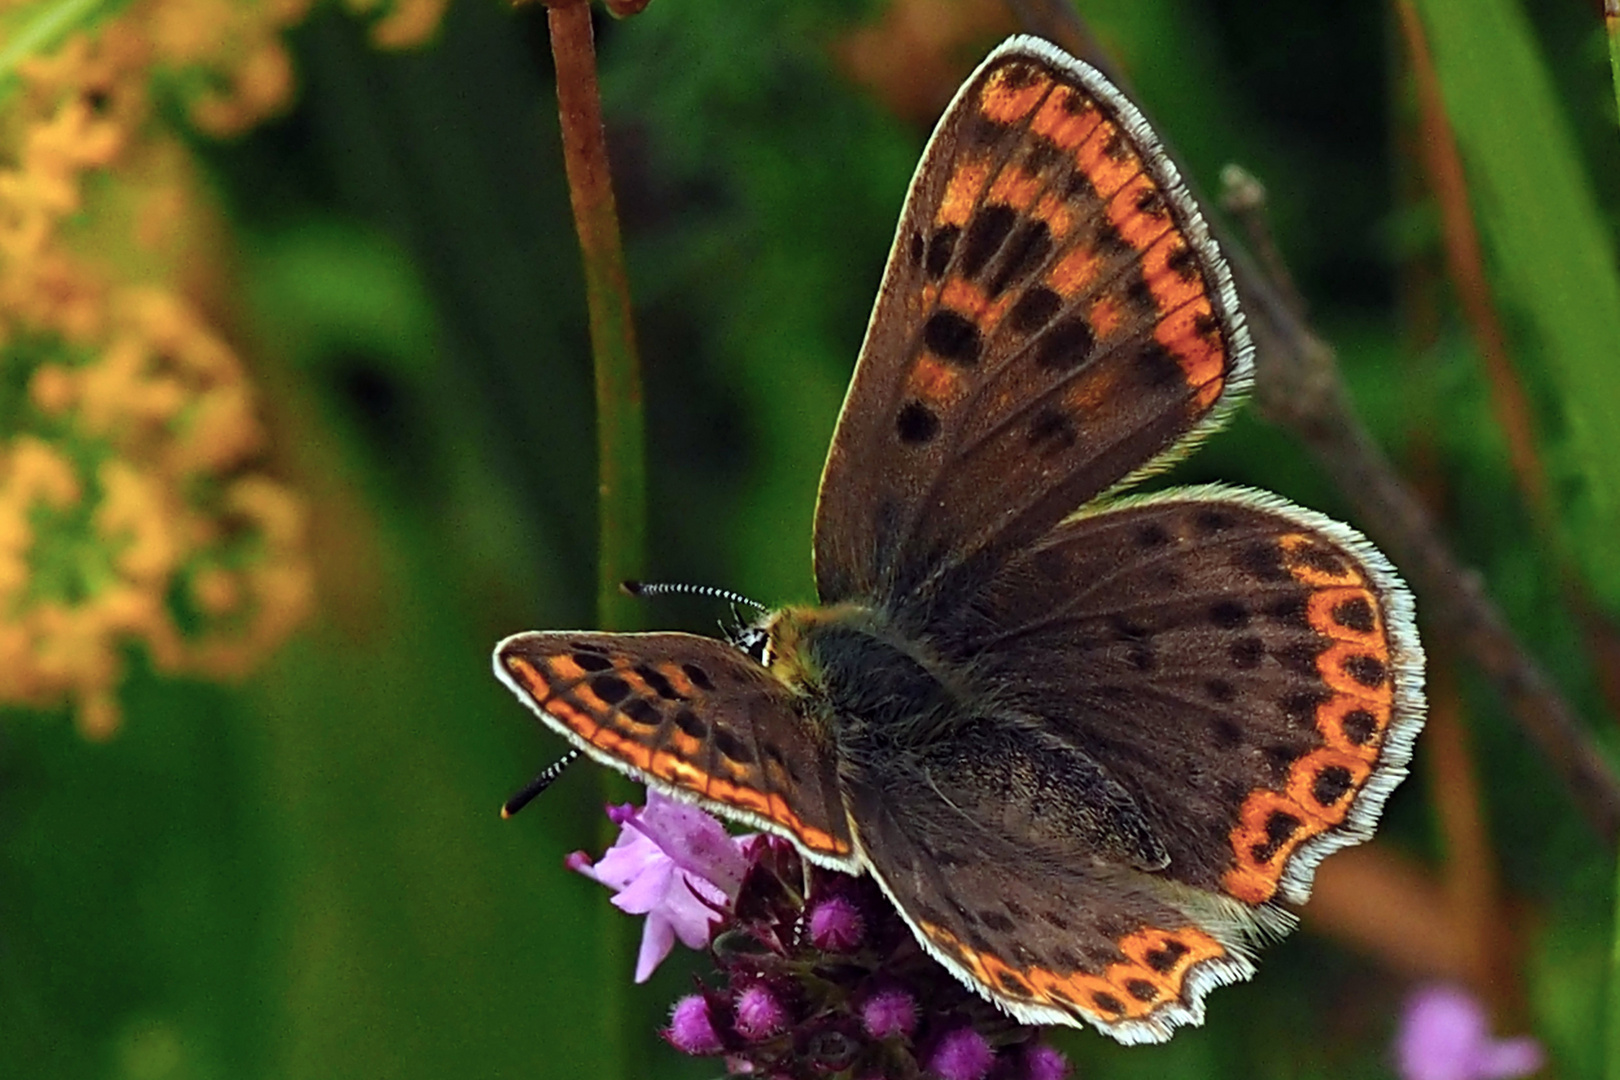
<box><xmin>4</xmin><ymin>0</ymin><xmax>1620</xmax><ymax>1077</ymax></box>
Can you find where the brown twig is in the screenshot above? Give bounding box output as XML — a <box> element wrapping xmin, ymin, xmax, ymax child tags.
<box><xmin>1005</xmin><ymin>1</ymin><xmax>1620</xmax><ymax>844</ymax></box>
<box><xmin>1396</xmin><ymin>0</ymin><xmax>1549</xmax><ymax>517</ymax></box>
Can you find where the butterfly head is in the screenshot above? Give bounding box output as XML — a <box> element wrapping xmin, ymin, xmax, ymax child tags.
<box><xmin>730</xmin><ymin>603</ymin><xmax>873</xmax><ymax>697</ymax></box>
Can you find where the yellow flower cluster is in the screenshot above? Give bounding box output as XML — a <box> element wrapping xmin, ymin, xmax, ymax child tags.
<box><xmin>0</xmin><ymin>0</ymin><xmax>446</xmax><ymax>736</ymax></box>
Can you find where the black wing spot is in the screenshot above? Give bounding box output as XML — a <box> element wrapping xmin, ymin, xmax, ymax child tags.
<box><xmin>1135</xmin><ymin>341</ymin><xmax>1184</xmax><ymax>388</ymax></box>
<box><xmin>1124</xmin><ymin>275</ymin><xmax>1156</xmax><ymax>314</ymax></box>
<box><xmin>635</xmin><ymin>664</ymin><xmax>683</xmax><ymax>700</ymax></box>
<box><xmin>1294</xmin><ymin>543</ymin><xmax>1349</xmax><ymax>577</ymax></box>
<box><xmin>896</xmin><ymin>401</ymin><xmax>941</xmax><ymax>445</ymax></box>
<box><xmin>1341</xmin><ymin>709</ymin><xmax>1378</xmax><ymax>746</ymax></box>
<box><xmin>1312</xmin><ymin>765</ymin><xmax>1355</xmax><ymax>806</ymax></box>
<box><xmin>1133</xmin><ymin>186</ymin><xmax>1168</xmax><ymax>218</ymax></box>
<box><xmin>713</xmin><ymin>727</ymin><xmax>753</xmax><ymax>764</ymax></box>
<box><xmin>961</xmin><ymin>204</ymin><xmax>1017</xmax><ymax>279</ymax></box>
<box><xmin>1251</xmin><ymin>811</ymin><xmax>1303</xmax><ymax>863</ymax></box>
<box><xmin>681</xmin><ymin>663</ymin><xmax>716</xmax><ymax>691</ymax></box>
<box><xmin>1125</xmin><ymin>979</ymin><xmax>1160</xmax><ymax>1003</ymax></box>
<box><xmin>1210</xmin><ymin>600</ymin><xmax>1249</xmax><ymax>629</ymax></box>
<box><xmin>1144</xmin><ymin>940</ymin><xmax>1188</xmax><ymax>973</ymax></box>
<box><xmin>1028</xmin><ymin>407</ymin><xmax>1078</xmax><ymax>454</ymax></box>
<box><xmin>1194</xmin><ymin>508</ymin><xmax>1234</xmax><ymax>532</ymax></box>
<box><xmin>1102</xmin><ymin>129</ymin><xmax>1129</xmax><ymax>161</ymax></box>
<box><xmin>1344</xmin><ymin>654</ymin><xmax>1388</xmax><ymax>688</ymax></box>
<box><xmin>1167</xmin><ymin>244</ymin><xmax>1201</xmax><ymax>281</ymax></box>
<box><xmin>1024</xmin><ymin>135</ymin><xmax>1063</xmax><ymax>174</ymax></box>
<box><xmin>979</xmin><ymin>909</ymin><xmax>1016</xmax><ymax>933</ymax></box>
<box><xmin>1193</xmin><ymin>311</ymin><xmax>1222</xmax><ymax>337</ymax></box>
<box><xmin>1091</xmin><ymin>992</ymin><xmax>1125</xmax><ymax>1017</ymax></box>
<box><xmin>1282</xmin><ymin>688</ymin><xmax>1333</xmax><ymax>721</ymax></box>
<box><xmin>672</xmin><ymin>708</ymin><xmax>707</xmax><ymax>739</ymax></box>
<box><xmin>1034</xmin><ymin>316</ymin><xmax>1095</xmax><ymax>373</ymax></box>
<box><xmin>1211</xmin><ymin>715</ymin><xmax>1242</xmax><ymax>746</ymax></box>
<box><xmin>1001</xmin><ymin>62</ymin><xmax>1041</xmax><ymax>89</ymax></box>
<box><xmin>1206</xmin><ymin>681</ymin><xmax>1238</xmax><ymax>707</ymax></box>
<box><xmin>908</xmin><ymin>230</ymin><xmax>925</xmax><ymax>268</ymax></box>
<box><xmin>1010</xmin><ymin>287</ymin><xmax>1062</xmax><ymax>334</ymax></box>
<box><xmin>988</xmin><ymin>220</ymin><xmax>1053</xmax><ymax>296</ymax></box>
<box><xmin>923</xmin><ymin>310</ymin><xmax>983</xmax><ymax>366</ymax></box>
<box><xmin>571</xmin><ymin>651</ymin><xmax>614</xmax><ymax>672</ymax></box>
<box><xmin>925</xmin><ymin>225</ymin><xmax>959</xmax><ymax>279</ymax></box>
<box><xmin>622</xmin><ymin>698</ymin><xmax>661</xmax><ymax>728</ymax></box>
<box><xmin>590</xmin><ymin>674</ymin><xmax>631</xmax><ymax>705</ymax></box>
<box><xmin>1332</xmin><ymin>597</ymin><xmax>1376</xmax><ymax>633</ymax></box>
<box><xmin>1093</xmin><ymin>220</ymin><xmax>1128</xmax><ymax>253</ymax></box>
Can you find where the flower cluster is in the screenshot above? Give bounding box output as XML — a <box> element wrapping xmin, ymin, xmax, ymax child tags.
<box><xmin>571</xmin><ymin>793</ymin><xmax>1071</xmax><ymax>1080</ymax></box>
<box><xmin>0</xmin><ymin>0</ymin><xmax>447</xmax><ymax>734</ymax></box>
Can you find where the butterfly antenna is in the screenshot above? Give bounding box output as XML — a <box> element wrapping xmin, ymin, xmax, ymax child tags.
<box><xmin>501</xmin><ymin>747</ymin><xmax>581</xmax><ymax>819</ymax></box>
<box><xmin>622</xmin><ymin>580</ymin><xmax>767</xmax><ymax>613</ymax></box>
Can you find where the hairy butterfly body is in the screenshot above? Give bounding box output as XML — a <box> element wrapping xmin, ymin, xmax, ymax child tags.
<box><xmin>496</xmin><ymin>36</ymin><xmax>1424</xmax><ymax>1044</ymax></box>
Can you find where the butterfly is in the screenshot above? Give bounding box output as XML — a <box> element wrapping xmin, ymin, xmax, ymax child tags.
<box><xmin>494</xmin><ymin>35</ymin><xmax>1424</xmax><ymax>1044</ymax></box>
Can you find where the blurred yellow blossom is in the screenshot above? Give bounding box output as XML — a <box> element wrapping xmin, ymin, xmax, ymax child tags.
<box><xmin>0</xmin><ymin>0</ymin><xmax>445</xmax><ymax>736</ymax></box>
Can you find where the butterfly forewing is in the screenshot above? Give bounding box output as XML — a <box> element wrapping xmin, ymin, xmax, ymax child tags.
<box><xmin>925</xmin><ymin>487</ymin><xmax>1424</xmax><ymax>908</ymax></box>
<box><xmin>494</xmin><ymin>631</ymin><xmax>856</xmax><ymax>866</ymax></box>
<box><xmin>814</xmin><ymin>39</ymin><xmax>1252</xmax><ymax>622</ymax></box>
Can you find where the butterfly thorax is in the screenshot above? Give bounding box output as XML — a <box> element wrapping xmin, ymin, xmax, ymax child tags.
<box><xmin>761</xmin><ymin>603</ymin><xmax>970</xmax><ymax>751</ymax></box>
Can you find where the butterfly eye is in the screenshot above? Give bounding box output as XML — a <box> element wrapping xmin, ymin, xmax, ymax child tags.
<box><xmin>734</xmin><ymin>625</ymin><xmax>772</xmax><ymax>668</ymax></box>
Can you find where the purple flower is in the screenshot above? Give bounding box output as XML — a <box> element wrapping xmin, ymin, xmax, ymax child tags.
<box><xmin>667</xmin><ymin>994</ymin><xmax>724</xmax><ymax>1055</ymax></box>
<box><xmin>1021</xmin><ymin>1043</ymin><xmax>1071</xmax><ymax>1080</ymax></box>
<box><xmin>860</xmin><ymin>988</ymin><xmax>917</xmax><ymax>1040</ymax></box>
<box><xmin>567</xmin><ymin>791</ymin><xmax>751</xmax><ymax>981</ymax></box>
<box><xmin>735</xmin><ymin>984</ymin><xmax>789</xmax><ymax>1041</ymax></box>
<box><xmin>1395</xmin><ymin>985</ymin><xmax>1543</xmax><ymax>1080</ymax></box>
<box><xmin>928</xmin><ymin>1027</ymin><xmax>996</xmax><ymax>1080</ymax></box>
<box><xmin>809</xmin><ymin>894</ymin><xmax>865</xmax><ymax>951</ymax></box>
<box><xmin>576</xmin><ymin>800</ymin><xmax>1053</xmax><ymax>1076</ymax></box>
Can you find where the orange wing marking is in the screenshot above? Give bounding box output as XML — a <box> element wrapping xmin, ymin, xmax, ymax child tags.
<box><xmin>988</xmin><ymin>167</ymin><xmax>1042</xmax><ymax>211</ymax></box>
<box><xmin>1047</xmin><ymin>245</ymin><xmax>1103</xmax><ymax>297</ymax></box>
<box><xmin>1223</xmin><ymin>554</ymin><xmax>1401</xmax><ymax>904</ymax></box>
<box><xmin>938</xmin><ymin>157</ymin><xmax>993</xmax><ymax>228</ymax></box>
<box><xmin>1073</xmin><ymin>120</ymin><xmax>1142</xmax><ymax>201</ymax></box>
<box><xmin>1106</xmin><ymin>174</ymin><xmax>1175</xmax><ymax>253</ymax></box>
<box><xmin>978</xmin><ymin>64</ymin><xmax>1052</xmax><ymax>124</ymax></box>
<box><xmin>1028</xmin><ymin>85</ymin><xmax>1104</xmax><ymax>152</ymax></box>
<box><xmin>919</xmin><ymin>920</ymin><xmax>1224</xmax><ymax>1023</ymax></box>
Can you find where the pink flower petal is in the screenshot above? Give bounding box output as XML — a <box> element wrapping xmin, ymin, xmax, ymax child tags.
<box><xmin>634</xmin><ymin>913</ymin><xmax>677</xmax><ymax>983</ymax></box>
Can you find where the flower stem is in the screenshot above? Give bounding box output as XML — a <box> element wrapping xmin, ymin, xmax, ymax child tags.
<box><xmin>543</xmin><ymin>1</ymin><xmax>645</xmax><ymax>1075</ymax></box>
<box><xmin>545</xmin><ymin>0</ymin><xmax>646</xmax><ymax>635</ymax></box>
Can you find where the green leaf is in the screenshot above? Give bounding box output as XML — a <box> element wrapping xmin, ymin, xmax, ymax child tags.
<box><xmin>1414</xmin><ymin>0</ymin><xmax>1620</xmax><ymax>613</ymax></box>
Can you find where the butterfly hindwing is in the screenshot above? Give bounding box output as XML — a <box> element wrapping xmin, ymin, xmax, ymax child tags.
<box><xmin>921</xmin><ymin>486</ymin><xmax>1424</xmax><ymax>909</ymax></box>
<box><xmin>494</xmin><ymin>631</ymin><xmax>856</xmax><ymax>867</ymax></box>
<box><xmin>814</xmin><ymin>37</ymin><xmax>1253</xmax><ymax>622</ymax></box>
<box><xmin>846</xmin><ymin>765</ymin><xmax>1259</xmax><ymax>1043</ymax></box>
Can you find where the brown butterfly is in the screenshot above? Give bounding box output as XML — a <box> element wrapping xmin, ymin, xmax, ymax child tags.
<box><xmin>495</xmin><ymin>35</ymin><xmax>1424</xmax><ymax>1043</ymax></box>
